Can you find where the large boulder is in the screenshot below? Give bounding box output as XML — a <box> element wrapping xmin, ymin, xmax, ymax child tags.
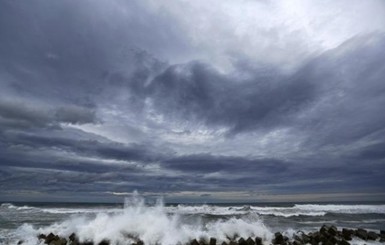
<box><xmin>367</xmin><ymin>231</ymin><xmax>378</xmax><ymax>240</ymax></box>
<box><xmin>49</xmin><ymin>238</ymin><xmax>67</xmax><ymax>245</ymax></box>
<box><xmin>342</xmin><ymin>229</ymin><xmax>353</xmax><ymax>241</ymax></box>
<box><xmin>273</xmin><ymin>232</ymin><xmax>284</xmax><ymax>245</ymax></box>
<box><xmin>246</xmin><ymin>237</ymin><xmax>255</xmax><ymax>245</ymax></box>
<box><xmin>238</xmin><ymin>237</ymin><xmax>247</xmax><ymax>245</ymax></box>
<box><xmin>209</xmin><ymin>238</ymin><xmax>217</xmax><ymax>245</ymax></box>
<box><xmin>355</xmin><ymin>229</ymin><xmax>368</xmax><ymax>240</ymax></box>
<box><xmin>45</xmin><ymin>233</ymin><xmax>59</xmax><ymax>244</ymax></box>
<box><xmin>328</xmin><ymin>226</ymin><xmax>338</xmax><ymax>237</ymax></box>
<box><xmin>320</xmin><ymin>225</ymin><xmax>330</xmax><ymax>235</ymax></box>
<box><xmin>338</xmin><ymin>240</ymin><xmax>350</xmax><ymax>245</ymax></box>
<box><xmin>191</xmin><ymin>239</ymin><xmax>200</xmax><ymax>245</ymax></box>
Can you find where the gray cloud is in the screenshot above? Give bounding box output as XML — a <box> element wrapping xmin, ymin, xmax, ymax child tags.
<box><xmin>0</xmin><ymin>0</ymin><xmax>385</xmax><ymax>202</ymax></box>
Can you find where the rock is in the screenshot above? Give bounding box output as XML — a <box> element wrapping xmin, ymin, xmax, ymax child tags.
<box><xmin>239</xmin><ymin>237</ymin><xmax>247</xmax><ymax>245</ymax></box>
<box><xmin>17</xmin><ymin>241</ymin><xmax>24</xmax><ymax>245</ymax></box>
<box><xmin>381</xmin><ymin>230</ymin><xmax>385</xmax><ymax>236</ymax></box>
<box><xmin>338</xmin><ymin>240</ymin><xmax>350</xmax><ymax>245</ymax></box>
<box><xmin>320</xmin><ymin>225</ymin><xmax>330</xmax><ymax>235</ymax></box>
<box><xmin>80</xmin><ymin>241</ymin><xmax>94</xmax><ymax>245</ymax></box>
<box><xmin>98</xmin><ymin>240</ymin><xmax>110</xmax><ymax>245</ymax></box>
<box><xmin>38</xmin><ymin>234</ymin><xmax>47</xmax><ymax>240</ymax></box>
<box><xmin>209</xmin><ymin>238</ymin><xmax>217</xmax><ymax>245</ymax></box>
<box><xmin>221</xmin><ymin>242</ymin><xmax>228</xmax><ymax>245</ymax></box>
<box><xmin>255</xmin><ymin>237</ymin><xmax>263</xmax><ymax>245</ymax></box>
<box><xmin>69</xmin><ymin>233</ymin><xmax>76</xmax><ymax>241</ymax></box>
<box><xmin>292</xmin><ymin>240</ymin><xmax>303</xmax><ymax>245</ymax></box>
<box><xmin>355</xmin><ymin>228</ymin><xmax>368</xmax><ymax>240</ymax></box>
<box><xmin>191</xmin><ymin>239</ymin><xmax>200</xmax><ymax>245</ymax></box>
<box><xmin>49</xmin><ymin>238</ymin><xmax>67</xmax><ymax>245</ymax></box>
<box><xmin>367</xmin><ymin>231</ymin><xmax>378</xmax><ymax>240</ymax></box>
<box><xmin>45</xmin><ymin>233</ymin><xmax>60</xmax><ymax>244</ymax></box>
<box><xmin>342</xmin><ymin>229</ymin><xmax>353</xmax><ymax>241</ymax></box>
<box><xmin>310</xmin><ymin>231</ymin><xmax>321</xmax><ymax>245</ymax></box>
<box><xmin>246</xmin><ymin>237</ymin><xmax>255</xmax><ymax>245</ymax></box>
<box><xmin>274</xmin><ymin>232</ymin><xmax>284</xmax><ymax>245</ymax></box>
<box><xmin>229</xmin><ymin>241</ymin><xmax>238</xmax><ymax>245</ymax></box>
<box><xmin>301</xmin><ymin>234</ymin><xmax>311</xmax><ymax>244</ymax></box>
<box><xmin>328</xmin><ymin>226</ymin><xmax>338</xmax><ymax>237</ymax></box>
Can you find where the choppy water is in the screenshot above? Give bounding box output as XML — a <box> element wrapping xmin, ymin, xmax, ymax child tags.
<box><xmin>1</xmin><ymin>196</ymin><xmax>385</xmax><ymax>245</ymax></box>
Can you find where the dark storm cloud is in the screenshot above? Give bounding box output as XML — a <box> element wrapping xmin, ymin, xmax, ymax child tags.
<box><xmin>135</xmin><ymin>62</ymin><xmax>316</xmax><ymax>134</ymax></box>
<box><xmin>1</xmin><ymin>0</ymin><xmax>385</xmax><ymax>202</ymax></box>
<box><xmin>164</xmin><ymin>154</ymin><xmax>288</xmax><ymax>174</ymax></box>
<box><xmin>0</xmin><ymin>100</ymin><xmax>97</xmax><ymax>129</ymax></box>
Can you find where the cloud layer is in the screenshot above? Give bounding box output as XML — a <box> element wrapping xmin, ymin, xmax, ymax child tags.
<box><xmin>1</xmin><ymin>0</ymin><xmax>385</xmax><ymax>202</ymax></box>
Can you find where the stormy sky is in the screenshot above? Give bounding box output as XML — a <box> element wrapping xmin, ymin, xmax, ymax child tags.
<box><xmin>1</xmin><ymin>0</ymin><xmax>385</xmax><ymax>203</ymax></box>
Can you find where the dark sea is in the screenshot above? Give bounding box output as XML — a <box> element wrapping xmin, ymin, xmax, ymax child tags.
<box><xmin>1</xmin><ymin>196</ymin><xmax>385</xmax><ymax>245</ymax></box>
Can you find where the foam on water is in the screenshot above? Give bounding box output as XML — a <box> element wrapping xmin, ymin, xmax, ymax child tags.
<box><xmin>8</xmin><ymin>194</ymin><xmax>273</xmax><ymax>245</ymax></box>
<box><xmin>294</xmin><ymin>204</ymin><xmax>385</xmax><ymax>214</ymax></box>
<box><xmin>2</xmin><ymin>198</ymin><xmax>385</xmax><ymax>245</ymax></box>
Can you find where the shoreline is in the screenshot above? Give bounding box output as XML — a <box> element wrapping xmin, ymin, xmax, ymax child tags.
<box><xmin>28</xmin><ymin>225</ymin><xmax>385</xmax><ymax>245</ymax></box>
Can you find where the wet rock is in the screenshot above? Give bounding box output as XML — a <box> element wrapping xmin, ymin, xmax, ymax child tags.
<box><xmin>381</xmin><ymin>230</ymin><xmax>385</xmax><ymax>236</ymax></box>
<box><xmin>328</xmin><ymin>226</ymin><xmax>338</xmax><ymax>237</ymax></box>
<box><xmin>38</xmin><ymin>234</ymin><xmax>47</xmax><ymax>240</ymax></box>
<box><xmin>273</xmin><ymin>232</ymin><xmax>284</xmax><ymax>245</ymax></box>
<box><xmin>199</xmin><ymin>238</ymin><xmax>208</xmax><ymax>245</ymax></box>
<box><xmin>49</xmin><ymin>238</ymin><xmax>67</xmax><ymax>245</ymax></box>
<box><xmin>320</xmin><ymin>225</ymin><xmax>330</xmax><ymax>235</ymax></box>
<box><xmin>301</xmin><ymin>234</ymin><xmax>311</xmax><ymax>244</ymax></box>
<box><xmin>246</xmin><ymin>237</ymin><xmax>255</xmax><ymax>245</ymax></box>
<box><xmin>98</xmin><ymin>240</ymin><xmax>110</xmax><ymax>245</ymax></box>
<box><xmin>221</xmin><ymin>242</ymin><xmax>228</xmax><ymax>245</ymax></box>
<box><xmin>355</xmin><ymin>228</ymin><xmax>368</xmax><ymax>240</ymax></box>
<box><xmin>342</xmin><ymin>229</ymin><xmax>353</xmax><ymax>241</ymax></box>
<box><xmin>292</xmin><ymin>240</ymin><xmax>303</xmax><ymax>245</ymax></box>
<box><xmin>238</xmin><ymin>237</ymin><xmax>247</xmax><ymax>245</ymax></box>
<box><xmin>80</xmin><ymin>241</ymin><xmax>94</xmax><ymax>245</ymax></box>
<box><xmin>209</xmin><ymin>237</ymin><xmax>217</xmax><ymax>245</ymax></box>
<box><xmin>17</xmin><ymin>240</ymin><xmax>24</xmax><ymax>245</ymax></box>
<box><xmin>338</xmin><ymin>240</ymin><xmax>350</xmax><ymax>245</ymax></box>
<box><xmin>367</xmin><ymin>231</ymin><xmax>378</xmax><ymax>240</ymax></box>
<box><xmin>309</xmin><ymin>231</ymin><xmax>321</xmax><ymax>245</ymax></box>
<box><xmin>255</xmin><ymin>237</ymin><xmax>263</xmax><ymax>245</ymax></box>
<box><xmin>229</xmin><ymin>241</ymin><xmax>238</xmax><ymax>245</ymax></box>
<box><xmin>45</xmin><ymin>233</ymin><xmax>60</xmax><ymax>244</ymax></box>
<box><xmin>191</xmin><ymin>239</ymin><xmax>200</xmax><ymax>245</ymax></box>
<box><xmin>69</xmin><ymin>233</ymin><xmax>76</xmax><ymax>241</ymax></box>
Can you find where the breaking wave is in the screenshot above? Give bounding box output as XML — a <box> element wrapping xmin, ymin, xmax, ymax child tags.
<box><xmin>7</xmin><ymin>195</ymin><xmax>273</xmax><ymax>245</ymax></box>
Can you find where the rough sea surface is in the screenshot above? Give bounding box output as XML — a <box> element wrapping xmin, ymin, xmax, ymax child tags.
<box><xmin>1</xmin><ymin>196</ymin><xmax>385</xmax><ymax>245</ymax></box>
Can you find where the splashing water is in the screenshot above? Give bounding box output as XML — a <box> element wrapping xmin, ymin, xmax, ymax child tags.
<box><xmin>7</xmin><ymin>193</ymin><xmax>272</xmax><ymax>245</ymax></box>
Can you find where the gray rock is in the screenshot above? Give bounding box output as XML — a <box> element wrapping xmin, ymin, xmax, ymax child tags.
<box><xmin>191</xmin><ymin>239</ymin><xmax>200</xmax><ymax>245</ymax></box>
<box><xmin>239</xmin><ymin>237</ymin><xmax>247</xmax><ymax>245</ymax></box>
<box><xmin>49</xmin><ymin>238</ymin><xmax>67</xmax><ymax>245</ymax></box>
<box><xmin>320</xmin><ymin>225</ymin><xmax>330</xmax><ymax>235</ymax></box>
<box><xmin>367</xmin><ymin>231</ymin><xmax>378</xmax><ymax>240</ymax></box>
<box><xmin>355</xmin><ymin>229</ymin><xmax>368</xmax><ymax>240</ymax></box>
<box><xmin>338</xmin><ymin>240</ymin><xmax>350</xmax><ymax>245</ymax></box>
<box><xmin>246</xmin><ymin>237</ymin><xmax>255</xmax><ymax>245</ymax></box>
<box><xmin>209</xmin><ymin>237</ymin><xmax>217</xmax><ymax>245</ymax></box>
<box><xmin>342</xmin><ymin>229</ymin><xmax>353</xmax><ymax>241</ymax></box>
<box><xmin>328</xmin><ymin>226</ymin><xmax>338</xmax><ymax>237</ymax></box>
<box><xmin>273</xmin><ymin>232</ymin><xmax>284</xmax><ymax>245</ymax></box>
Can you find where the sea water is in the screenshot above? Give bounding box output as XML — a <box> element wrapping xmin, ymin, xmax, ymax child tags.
<box><xmin>1</xmin><ymin>195</ymin><xmax>385</xmax><ymax>245</ymax></box>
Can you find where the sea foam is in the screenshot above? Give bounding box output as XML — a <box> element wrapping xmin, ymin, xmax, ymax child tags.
<box><xmin>11</xmin><ymin>194</ymin><xmax>273</xmax><ymax>245</ymax></box>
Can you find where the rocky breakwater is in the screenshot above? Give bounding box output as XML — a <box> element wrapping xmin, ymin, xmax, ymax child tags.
<box><xmin>23</xmin><ymin>225</ymin><xmax>385</xmax><ymax>245</ymax></box>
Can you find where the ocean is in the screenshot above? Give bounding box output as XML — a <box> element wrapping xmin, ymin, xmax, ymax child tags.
<box><xmin>1</xmin><ymin>196</ymin><xmax>385</xmax><ymax>245</ymax></box>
